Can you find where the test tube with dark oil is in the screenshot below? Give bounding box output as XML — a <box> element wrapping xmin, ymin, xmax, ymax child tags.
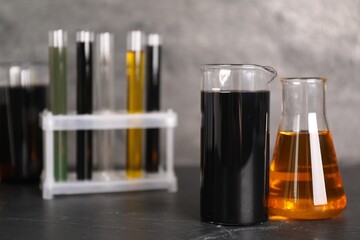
<box><xmin>145</xmin><ymin>34</ymin><xmax>162</xmax><ymax>173</ymax></box>
<box><xmin>76</xmin><ymin>31</ymin><xmax>94</xmax><ymax>180</ymax></box>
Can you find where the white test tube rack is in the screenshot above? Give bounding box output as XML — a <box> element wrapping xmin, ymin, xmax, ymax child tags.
<box><xmin>40</xmin><ymin>110</ymin><xmax>178</xmax><ymax>199</ymax></box>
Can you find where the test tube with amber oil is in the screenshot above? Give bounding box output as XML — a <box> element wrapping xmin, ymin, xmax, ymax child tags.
<box><xmin>126</xmin><ymin>31</ymin><xmax>145</xmax><ymax>178</ymax></box>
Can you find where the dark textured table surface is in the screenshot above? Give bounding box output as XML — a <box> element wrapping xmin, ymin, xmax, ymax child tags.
<box><xmin>0</xmin><ymin>165</ymin><xmax>359</xmax><ymax>240</ymax></box>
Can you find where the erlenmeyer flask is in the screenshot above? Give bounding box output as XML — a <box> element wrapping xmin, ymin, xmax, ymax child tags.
<box><xmin>269</xmin><ymin>77</ymin><xmax>346</xmax><ymax>219</ymax></box>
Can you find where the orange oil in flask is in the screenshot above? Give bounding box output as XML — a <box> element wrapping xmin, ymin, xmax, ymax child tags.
<box><xmin>269</xmin><ymin>77</ymin><xmax>346</xmax><ymax>219</ymax></box>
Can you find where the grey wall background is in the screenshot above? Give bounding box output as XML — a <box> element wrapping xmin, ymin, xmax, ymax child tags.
<box><xmin>1</xmin><ymin>0</ymin><xmax>359</xmax><ymax>166</ymax></box>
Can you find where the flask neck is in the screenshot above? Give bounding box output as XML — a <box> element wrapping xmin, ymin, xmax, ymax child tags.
<box><xmin>280</xmin><ymin>78</ymin><xmax>329</xmax><ymax>132</ymax></box>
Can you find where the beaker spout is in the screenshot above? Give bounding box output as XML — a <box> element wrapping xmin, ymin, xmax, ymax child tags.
<box><xmin>263</xmin><ymin>66</ymin><xmax>277</xmax><ymax>83</ymax></box>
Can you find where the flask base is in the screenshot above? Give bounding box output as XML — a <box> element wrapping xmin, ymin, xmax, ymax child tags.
<box><xmin>268</xmin><ymin>195</ymin><xmax>346</xmax><ymax>220</ymax></box>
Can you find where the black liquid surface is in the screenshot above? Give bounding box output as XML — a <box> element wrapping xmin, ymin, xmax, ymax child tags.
<box><xmin>2</xmin><ymin>85</ymin><xmax>47</xmax><ymax>182</ymax></box>
<box><xmin>76</xmin><ymin>41</ymin><xmax>93</xmax><ymax>180</ymax></box>
<box><xmin>201</xmin><ymin>91</ymin><xmax>269</xmax><ymax>225</ymax></box>
<box><xmin>145</xmin><ymin>45</ymin><xmax>161</xmax><ymax>172</ymax></box>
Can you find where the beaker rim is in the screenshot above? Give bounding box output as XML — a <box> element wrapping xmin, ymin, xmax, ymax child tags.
<box><xmin>280</xmin><ymin>77</ymin><xmax>327</xmax><ymax>82</ymax></box>
<box><xmin>201</xmin><ymin>64</ymin><xmax>274</xmax><ymax>71</ymax></box>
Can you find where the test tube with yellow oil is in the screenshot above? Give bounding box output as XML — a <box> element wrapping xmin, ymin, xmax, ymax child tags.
<box><xmin>126</xmin><ymin>31</ymin><xmax>145</xmax><ymax>178</ymax></box>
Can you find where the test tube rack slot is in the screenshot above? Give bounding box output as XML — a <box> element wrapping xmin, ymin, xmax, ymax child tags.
<box><xmin>40</xmin><ymin>110</ymin><xmax>178</xmax><ymax>199</ymax></box>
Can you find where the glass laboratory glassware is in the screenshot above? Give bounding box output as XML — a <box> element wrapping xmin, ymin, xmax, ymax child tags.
<box><xmin>145</xmin><ymin>33</ymin><xmax>162</xmax><ymax>173</ymax></box>
<box><xmin>0</xmin><ymin>65</ymin><xmax>11</xmax><ymax>181</ymax></box>
<box><xmin>126</xmin><ymin>30</ymin><xmax>145</xmax><ymax>179</ymax></box>
<box><xmin>269</xmin><ymin>77</ymin><xmax>347</xmax><ymax>219</ymax></box>
<box><xmin>76</xmin><ymin>30</ymin><xmax>94</xmax><ymax>180</ymax></box>
<box><xmin>95</xmin><ymin>32</ymin><xmax>115</xmax><ymax>180</ymax></box>
<box><xmin>2</xmin><ymin>64</ymin><xmax>48</xmax><ymax>182</ymax></box>
<box><xmin>201</xmin><ymin>64</ymin><xmax>277</xmax><ymax>225</ymax></box>
<box><xmin>49</xmin><ymin>29</ymin><xmax>68</xmax><ymax>181</ymax></box>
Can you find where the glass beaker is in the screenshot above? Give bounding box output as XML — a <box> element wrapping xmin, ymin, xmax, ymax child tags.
<box><xmin>201</xmin><ymin>64</ymin><xmax>277</xmax><ymax>225</ymax></box>
<box><xmin>269</xmin><ymin>77</ymin><xmax>346</xmax><ymax>219</ymax></box>
<box><xmin>1</xmin><ymin>63</ymin><xmax>48</xmax><ymax>182</ymax></box>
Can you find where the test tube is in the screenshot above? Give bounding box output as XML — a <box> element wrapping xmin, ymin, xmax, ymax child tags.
<box><xmin>145</xmin><ymin>34</ymin><xmax>162</xmax><ymax>173</ymax></box>
<box><xmin>95</xmin><ymin>32</ymin><xmax>115</xmax><ymax>178</ymax></box>
<box><xmin>0</xmin><ymin>66</ymin><xmax>11</xmax><ymax>182</ymax></box>
<box><xmin>76</xmin><ymin>30</ymin><xmax>94</xmax><ymax>180</ymax></box>
<box><xmin>49</xmin><ymin>30</ymin><xmax>68</xmax><ymax>181</ymax></box>
<box><xmin>126</xmin><ymin>30</ymin><xmax>145</xmax><ymax>178</ymax></box>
